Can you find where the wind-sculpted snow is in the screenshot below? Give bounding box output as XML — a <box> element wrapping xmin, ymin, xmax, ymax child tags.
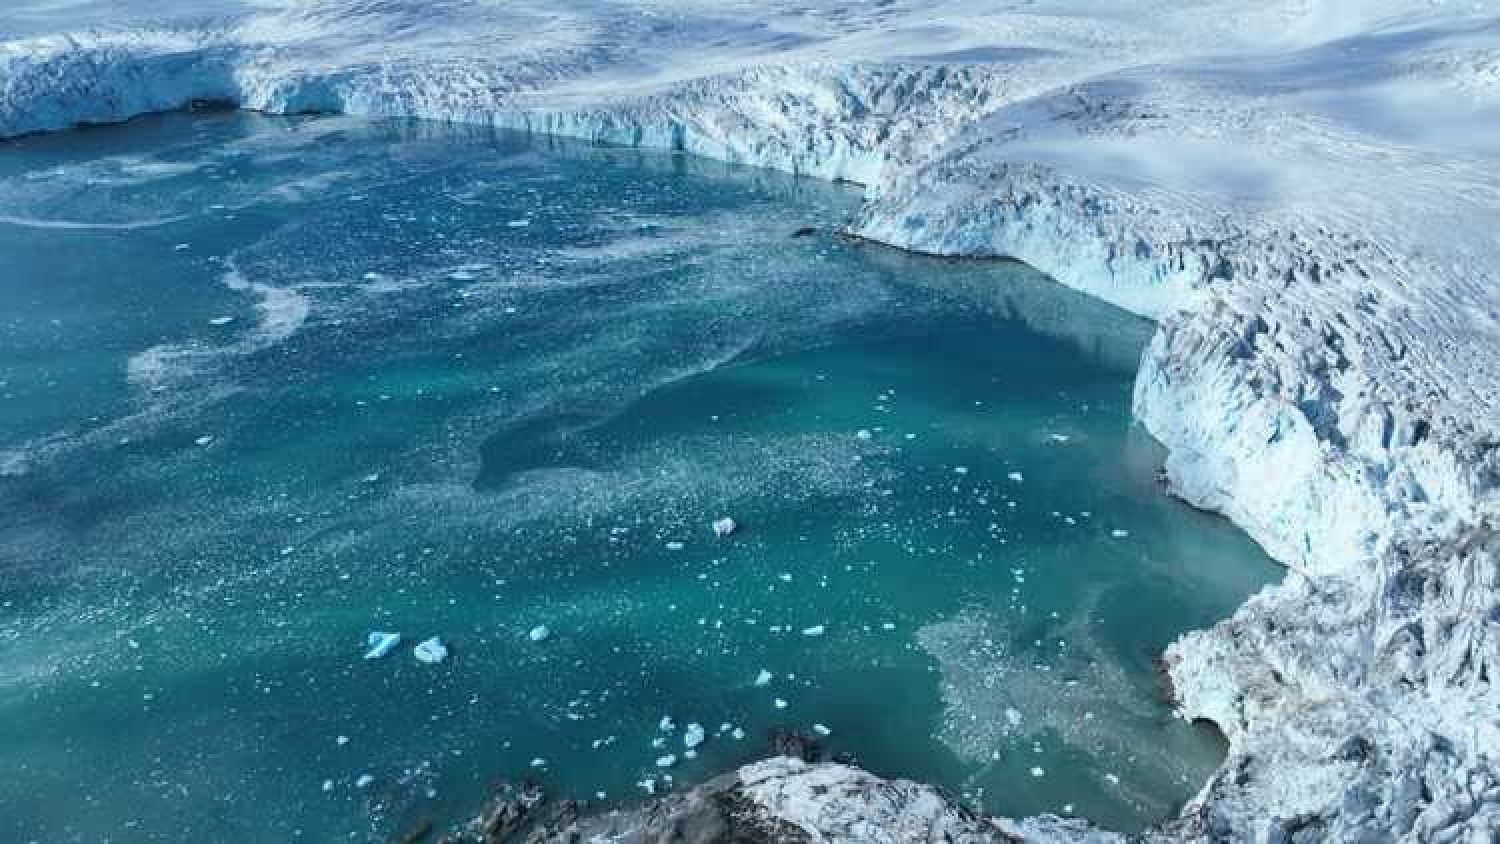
<box><xmin>5</xmin><ymin>1</ymin><xmax>1500</xmax><ymax>841</ymax></box>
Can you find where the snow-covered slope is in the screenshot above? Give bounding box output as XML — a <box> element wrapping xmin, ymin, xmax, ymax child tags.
<box><xmin>4</xmin><ymin>2</ymin><xmax>1498</xmax><ymax>841</ymax></box>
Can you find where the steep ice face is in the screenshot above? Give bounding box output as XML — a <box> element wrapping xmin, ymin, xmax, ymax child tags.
<box><xmin>4</xmin><ymin>1</ymin><xmax>1500</xmax><ymax>841</ymax></box>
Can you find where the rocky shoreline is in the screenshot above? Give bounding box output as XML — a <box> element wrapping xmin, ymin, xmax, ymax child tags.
<box><xmin>436</xmin><ymin>735</ymin><xmax>1121</xmax><ymax>844</ymax></box>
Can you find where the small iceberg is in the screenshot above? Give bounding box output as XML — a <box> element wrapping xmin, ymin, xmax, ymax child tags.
<box><xmin>712</xmin><ymin>517</ymin><xmax>737</xmax><ymax>538</ymax></box>
<box><xmin>528</xmin><ymin>625</ymin><xmax>551</xmax><ymax>642</ymax></box>
<box><xmin>683</xmin><ymin>723</ymin><xmax>705</xmax><ymax>749</ymax></box>
<box><xmin>413</xmin><ymin>636</ymin><xmax>449</xmax><ymax>664</ymax></box>
<box><xmin>363</xmin><ymin>631</ymin><xmax>402</xmax><ymax>660</ymax></box>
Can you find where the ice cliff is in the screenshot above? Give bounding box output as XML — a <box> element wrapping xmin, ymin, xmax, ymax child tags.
<box><xmin>4</xmin><ymin>1</ymin><xmax>1498</xmax><ymax>841</ymax></box>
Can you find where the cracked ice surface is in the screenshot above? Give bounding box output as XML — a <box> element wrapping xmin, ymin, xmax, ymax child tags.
<box><xmin>4</xmin><ymin>1</ymin><xmax>1500</xmax><ymax>841</ymax></box>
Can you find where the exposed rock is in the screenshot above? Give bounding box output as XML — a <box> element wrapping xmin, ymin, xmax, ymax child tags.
<box><xmin>507</xmin><ymin>758</ymin><xmax>1113</xmax><ymax>844</ymax></box>
<box><xmin>767</xmin><ymin>728</ymin><xmax>821</xmax><ymax>764</ymax></box>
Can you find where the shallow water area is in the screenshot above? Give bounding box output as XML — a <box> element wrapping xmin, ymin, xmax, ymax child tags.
<box><xmin>0</xmin><ymin>112</ymin><xmax>1280</xmax><ymax>842</ymax></box>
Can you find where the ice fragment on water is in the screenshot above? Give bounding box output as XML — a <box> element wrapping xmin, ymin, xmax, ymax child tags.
<box><xmin>363</xmin><ymin>631</ymin><xmax>401</xmax><ymax>660</ymax></box>
<box><xmin>801</xmin><ymin>625</ymin><xmax>825</xmax><ymax>636</ymax></box>
<box><xmin>684</xmin><ymin>723</ymin><xmax>705</xmax><ymax>749</ymax></box>
<box><xmin>755</xmin><ymin>669</ymin><xmax>773</xmax><ymax>686</ymax></box>
<box><xmin>413</xmin><ymin>637</ymin><xmax>448</xmax><ymax>664</ymax></box>
<box><xmin>528</xmin><ymin>625</ymin><xmax>551</xmax><ymax>642</ymax></box>
<box><xmin>711</xmin><ymin>517</ymin><xmax>737</xmax><ymax>538</ymax></box>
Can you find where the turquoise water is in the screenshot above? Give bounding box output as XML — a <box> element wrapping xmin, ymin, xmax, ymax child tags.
<box><xmin>0</xmin><ymin>112</ymin><xmax>1279</xmax><ymax>842</ymax></box>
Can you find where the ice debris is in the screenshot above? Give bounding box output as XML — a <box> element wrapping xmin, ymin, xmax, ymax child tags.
<box><xmin>363</xmin><ymin>631</ymin><xmax>402</xmax><ymax>660</ymax></box>
<box><xmin>528</xmin><ymin>625</ymin><xmax>551</xmax><ymax>642</ymax></box>
<box><xmin>711</xmin><ymin>517</ymin><xmax>737</xmax><ymax>538</ymax></box>
<box><xmin>683</xmin><ymin>723</ymin><xmax>705</xmax><ymax>749</ymax></box>
<box><xmin>413</xmin><ymin>637</ymin><xmax>448</xmax><ymax>664</ymax></box>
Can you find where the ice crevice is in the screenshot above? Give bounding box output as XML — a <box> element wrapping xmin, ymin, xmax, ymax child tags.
<box><xmin>4</xmin><ymin>2</ymin><xmax>1499</xmax><ymax>841</ymax></box>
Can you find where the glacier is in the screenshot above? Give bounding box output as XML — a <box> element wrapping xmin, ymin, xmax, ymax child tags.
<box><xmin>3</xmin><ymin>1</ymin><xmax>1498</xmax><ymax>841</ymax></box>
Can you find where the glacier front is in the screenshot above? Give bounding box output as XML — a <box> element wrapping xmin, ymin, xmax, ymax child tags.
<box><xmin>3</xmin><ymin>1</ymin><xmax>1499</xmax><ymax>841</ymax></box>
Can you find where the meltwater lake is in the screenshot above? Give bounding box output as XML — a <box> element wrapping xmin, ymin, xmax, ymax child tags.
<box><xmin>0</xmin><ymin>112</ymin><xmax>1279</xmax><ymax>842</ymax></box>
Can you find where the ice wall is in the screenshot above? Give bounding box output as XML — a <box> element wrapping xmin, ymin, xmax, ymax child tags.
<box><xmin>3</xmin><ymin>1</ymin><xmax>1499</xmax><ymax>840</ymax></box>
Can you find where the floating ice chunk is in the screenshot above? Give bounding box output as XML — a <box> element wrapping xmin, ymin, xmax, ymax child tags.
<box><xmin>665</xmin><ymin>541</ymin><xmax>685</xmax><ymax>551</ymax></box>
<box><xmin>355</xmin><ymin>774</ymin><xmax>375</xmax><ymax>789</ymax></box>
<box><xmin>638</xmin><ymin>778</ymin><xmax>656</xmax><ymax>794</ymax></box>
<box><xmin>684</xmin><ymin>749</ymin><xmax>697</xmax><ymax>760</ymax></box>
<box><xmin>1049</xmin><ymin>434</ymin><xmax>1071</xmax><ymax>443</ymax></box>
<box><xmin>954</xmin><ymin>466</ymin><xmax>969</xmax><ymax>475</ymax></box>
<box><xmin>1111</xmin><ymin>529</ymin><xmax>1130</xmax><ymax>539</ymax></box>
<box><xmin>801</xmin><ymin>625</ymin><xmax>826</xmax><ymax>637</ymax></box>
<box><xmin>855</xmin><ymin>429</ymin><xmax>873</xmax><ymax>441</ymax></box>
<box><xmin>1007</xmin><ymin>471</ymin><xmax>1024</xmax><ymax>483</ymax></box>
<box><xmin>363</xmin><ymin>631</ymin><xmax>401</xmax><ymax>660</ymax></box>
<box><xmin>1105</xmin><ymin>773</ymin><xmax>1120</xmax><ymax>785</ymax></box>
<box><xmin>754</xmin><ymin>669</ymin><xmax>773</xmax><ymax>687</ymax></box>
<box><xmin>195</xmin><ymin>435</ymin><xmax>214</xmax><ymax>446</ymax></box>
<box><xmin>321</xmin><ymin>779</ymin><xmax>334</xmax><ymax>792</ymax></box>
<box><xmin>655</xmin><ymin>754</ymin><xmax>677</xmax><ymax>768</ymax></box>
<box><xmin>528</xmin><ymin>625</ymin><xmax>551</xmax><ymax>642</ymax></box>
<box><xmin>413</xmin><ymin>637</ymin><xmax>449</xmax><ymax>664</ymax></box>
<box><xmin>683</xmin><ymin>723</ymin><xmax>705</xmax><ymax>749</ymax></box>
<box><xmin>208</xmin><ymin>316</ymin><xmax>235</xmax><ymax>326</ymax></box>
<box><xmin>1005</xmin><ymin>708</ymin><xmax>1023</xmax><ymax>727</ymax></box>
<box><xmin>711</xmin><ymin>517</ymin><xmax>737</xmax><ymax>538</ymax></box>
<box><xmin>773</xmin><ymin>698</ymin><xmax>789</xmax><ymax>709</ymax></box>
<box><xmin>336</xmin><ymin>735</ymin><xmax>349</xmax><ymax>746</ymax></box>
<box><xmin>881</xmin><ymin>622</ymin><xmax>896</xmax><ymax>631</ymax></box>
<box><xmin>531</xmin><ymin>758</ymin><xmax>546</xmax><ymax>768</ymax></box>
<box><xmin>731</xmin><ymin>727</ymin><xmax>745</xmax><ymax>740</ymax></box>
<box><xmin>1030</xmin><ymin>767</ymin><xmax>1045</xmax><ymax>778</ymax></box>
<box><xmin>812</xmin><ymin>724</ymin><xmax>831</xmax><ymax>736</ymax></box>
<box><xmin>659</xmin><ymin>716</ymin><xmax>676</xmax><ymax>732</ymax></box>
<box><xmin>506</xmin><ymin>219</ymin><xmax>531</xmax><ymax>228</ymax></box>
